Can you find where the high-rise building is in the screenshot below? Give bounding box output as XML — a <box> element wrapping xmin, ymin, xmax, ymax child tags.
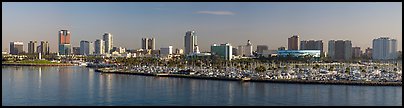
<box><xmin>184</xmin><ymin>31</ymin><xmax>197</xmax><ymax>55</ymax></box>
<box><xmin>237</xmin><ymin>45</ymin><xmax>244</xmax><ymax>56</ymax></box>
<box><xmin>300</xmin><ymin>40</ymin><xmax>324</xmax><ymax>57</ymax></box>
<box><xmin>211</xmin><ymin>43</ymin><xmax>233</xmax><ymax>60</ymax></box>
<box><xmin>328</xmin><ymin>40</ymin><xmax>352</xmax><ymax>60</ymax></box>
<box><xmin>39</xmin><ymin>41</ymin><xmax>49</xmax><ymax>55</ymax></box>
<box><xmin>141</xmin><ymin>38</ymin><xmax>155</xmax><ymax>50</ymax></box>
<box><xmin>28</xmin><ymin>40</ymin><xmax>38</xmax><ymax>54</ymax></box>
<box><xmin>364</xmin><ymin>47</ymin><xmax>372</xmax><ymax>59</ymax></box>
<box><xmin>103</xmin><ymin>33</ymin><xmax>113</xmax><ymax>54</ymax></box>
<box><xmin>73</xmin><ymin>47</ymin><xmax>80</xmax><ymax>55</ymax></box>
<box><xmin>9</xmin><ymin>41</ymin><xmax>24</xmax><ymax>55</ymax></box>
<box><xmin>141</xmin><ymin>38</ymin><xmax>147</xmax><ymax>50</ymax></box>
<box><xmin>89</xmin><ymin>42</ymin><xmax>94</xmax><ymax>55</ymax></box>
<box><xmin>237</xmin><ymin>40</ymin><xmax>253</xmax><ymax>57</ymax></box>
<box><xmin>160</xmin><ymin>45</ymin><xmax>173</xmax><ymax>56</ymax></box>
<box><xmin>94</xmin><ymin>39</ymin><xmax>105</xmax><ymax>55</ymax></box>
<box><xmin>80</xmin><ymin>41</ymin><xmax>88</xmax><ymax>55</ymax></box>
<box><xmin>372</xmin><ymin>37</ymin><xmax>397</xmax><ymax>60</ymax></box>
<box><xmin>245</xmin><ymin>40</ymin><xmax>253</xmax><ymax>56</ymax></box>
<box><xmin>300</xmin><ymin>40</ymin><xmax>323</xmax><ymax>52</ymax></box>
<box><xmin>288</xmin><ymin>35</ymin><xmax>299</xmax><ymax>50</ymax></box>
<box><xmin>148</xmin><ymin>38</ymin><xmax>155</xmax><ymax>50</ymax></box>
<box><xmin>80</xmin><ymin>40</ymin><xmax>94</xmax><ymax>55</ymax></box>
<box><xmin>37</xmin><ymin>46</ymin><xmax>41</xmax><ymax>53</ymax></box>
<box><xmin>256</xmin><ymin>45</ymin><xmax>269</xmax><ymax>54</ymax></box>
<box><xmin>58</xmin><ymin>30</ymin><xmax>71</xmax><ymax>55</ymax></box>
<box><xmin>352</xmin><ymin>47</ymin><xmax>362</xmax><ymax>58</ymax></box>
<box><xmin>328</xmin><ymin>40</ymin><xmax>335</xmax><ymax>58</ymax></box>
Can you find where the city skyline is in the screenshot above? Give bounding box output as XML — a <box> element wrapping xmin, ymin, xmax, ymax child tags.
<box><xmin>2</xmin><ymin>2</ymin><xmax>402</xmax><ymax>52</ymax></box>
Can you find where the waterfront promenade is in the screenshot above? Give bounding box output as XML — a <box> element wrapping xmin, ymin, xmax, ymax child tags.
<box><xmin>2</xmin><ymin>63</ymin><xmax>75</xmax><ymax>66</ymax></box>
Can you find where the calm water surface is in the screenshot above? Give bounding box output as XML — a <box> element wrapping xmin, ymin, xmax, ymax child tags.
<box><xmin>2</xmin><ymin>66</ymin><xmax>402</xmax><ymax>106</ymax></box>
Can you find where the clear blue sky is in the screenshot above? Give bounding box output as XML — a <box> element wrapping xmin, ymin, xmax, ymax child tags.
<box><xmin>2</xmin><ymin>2</ymin><xmax>402</xmax><ymax>53</ymax></box>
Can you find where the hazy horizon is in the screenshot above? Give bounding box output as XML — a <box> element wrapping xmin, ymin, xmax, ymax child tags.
<box><xmin>2</xmin><ymin>2</ymin><xmax>402</xmax><ymax>53</ymax></box>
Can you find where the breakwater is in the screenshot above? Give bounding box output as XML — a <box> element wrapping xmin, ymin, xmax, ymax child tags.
<box><xmin>94</xmin><ymin>68</ymin><xmax>402</xmax><ymax>86</ymax></box>
<box><xmin>247</xmin><ymin>79</ymin><xmax>402</xmax><ymax>86</ymax></box>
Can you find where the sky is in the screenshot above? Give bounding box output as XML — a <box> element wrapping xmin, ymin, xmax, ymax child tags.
<box><xmin>2</xmin><ymin>2</ymin><xmax>402</xmax><ymax>53</ymax></box>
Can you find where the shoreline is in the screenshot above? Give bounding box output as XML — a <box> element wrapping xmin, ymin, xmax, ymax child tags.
<box><xmin>94</xmin><ymin>69</ymin><xmax>402</xmax><ymax>86</ymax></box>
<box><xmin>2</xmin><ymin>63</ymin><xmax>76</xmax><ymax>66</ymax></box>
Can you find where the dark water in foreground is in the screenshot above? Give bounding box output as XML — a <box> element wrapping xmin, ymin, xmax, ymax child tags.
<box><xmin>2</xmin><ymin>66</ymin><xmax>402</xmax><ymax>106</ymax></box>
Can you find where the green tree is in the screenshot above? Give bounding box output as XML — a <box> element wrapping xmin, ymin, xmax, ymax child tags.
<box><xmin>328</xmin><ymin>66</ymin><xmax>335</xmax><ymax>71</ymax></box>
<box><xmin>345</xmin><ymin>67</ymin><xmax>350</xmax><ymax>74</ymax></box>
<box><xmin>255</xmin><ymin>65</ymin><xmax>267</xmax><ymax>72</ymax></box>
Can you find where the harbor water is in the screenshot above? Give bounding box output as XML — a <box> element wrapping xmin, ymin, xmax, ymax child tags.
<box><xmin>2</xmin><ymin>66</ymin><xmax>402</xmax><ymax>106</ymax></box>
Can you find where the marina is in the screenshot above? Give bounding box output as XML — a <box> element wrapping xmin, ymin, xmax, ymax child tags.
<box><xmin>2</xmin><ymin>2</ymin><xmax>402</xmax><ymax>106</ymax></box>
<box><xmin>92</xmin><ymin>62</ymin><xmax>402</xmax><ymax>86</ymax></box>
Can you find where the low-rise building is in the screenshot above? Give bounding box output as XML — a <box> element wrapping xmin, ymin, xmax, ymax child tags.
<box><xmin>277</xmin><ymin>50</ymin><xmax>321</xmax><ymax>61</ymax></box>
<box><xmin>211</xmin><ymin>43</ymin><xmax>232</xmax><ymax>60</ymax></box>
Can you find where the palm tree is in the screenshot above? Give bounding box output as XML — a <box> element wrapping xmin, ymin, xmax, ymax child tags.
<box><xmin>313</xmin><ymin>64</ymin><xmax>320</xmax><ymax>69</ymax></box>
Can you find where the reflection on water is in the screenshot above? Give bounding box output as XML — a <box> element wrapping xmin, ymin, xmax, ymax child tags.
<box><xmin>2</xmin><ymin>66</ymin><xmax>402</xmax><ymax>106</ymax></box>
<box><xmin>38</xmin><ymin>67</ymin><xmax>41</xmax><ymax>89</ymax></box>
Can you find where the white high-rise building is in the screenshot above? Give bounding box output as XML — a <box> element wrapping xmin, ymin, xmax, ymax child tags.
<box><xmin>372</xmin><ymin>37</ymin><xmax>397</xmax><ymax>60</ymax></box>
<box><xmin>245</xmin><ymin>40</ymin><xmax>253</xmax><ymax>56</ymax></box>
<box><xmin>237</xmin><ymin>40</ymin><xmax>253</xmax><ymax>57</ymax></box>
<box><xmin>89</xmin><ymin>42</ymin><xmax>94</xmax><ymax>55</ymax></box>
<box><xmin>184</xmin><ymin>31</ymin><xmax>197</xmax><ymax>55</ymax></box>
<box><xmin>103</xmin><ymin>33</ymin><xmax>113</xmax><ymax>54</ymax></box>
<box><xmin>95</xmin><ymin>39</ymin><xmax>105</xmax><ymax>55</ymax></box>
